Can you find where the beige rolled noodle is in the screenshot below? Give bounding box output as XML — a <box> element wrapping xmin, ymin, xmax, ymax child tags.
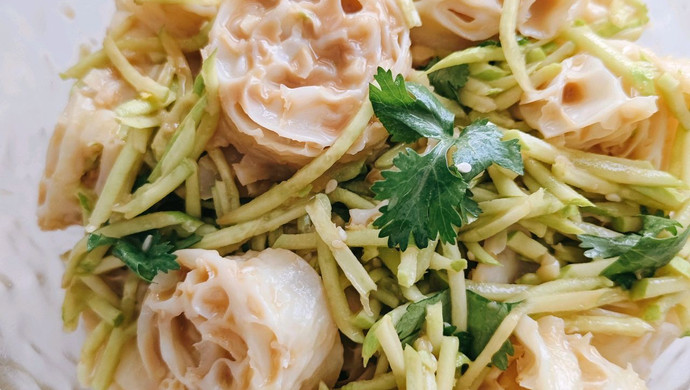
<box><xmin>519</xmin><ymin>54</ymin><xmax>665</xmax><ymax>165</ymax></box>
<box><xmin>137</xmin><ymin>248</ymin><xmax>343</xmax><ymax>390</ymax></box>
<box><xmin>204</xmin><ymin>0</ymin><xmax>411</xmax><ymax>186</ymax></box>
<box><xmin>481</xmin><ymin>316</ymin><xmax>647</xmax><ymax>389</ymax></box>
<box><xmin>38</xmin><ymin>69</ymin><xmax>134</xmax><ymax>230</ymax></box>
<box><xmin>412</xmin><ymin>0</ymin><xmax>585</xmax><ymax>56</ymax></box>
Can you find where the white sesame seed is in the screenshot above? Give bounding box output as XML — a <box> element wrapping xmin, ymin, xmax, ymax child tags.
<box><xmin>141</xmin><ymin>234</ymin><xmax>153</xmax><ymax>252</ymax></box>
<box><xmin>605</xmin><ymin>193</ymin><xmax>622</xmax><ymax>202</ymax></box>
<box><xmin>456</xmin><ymin>162</ymin><xmax>472</xmax><ymax>173</ymax></box>
<box><xmin>325</xmin><ymin>179</ymin><xmax>338</xmax><ymax>194</ymax></box>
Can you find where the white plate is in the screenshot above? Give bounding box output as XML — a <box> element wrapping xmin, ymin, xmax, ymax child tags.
<box><xmin>0</xmin><ymin>1</ymin><xmax>689</xmax><ymax>389</ymax></box>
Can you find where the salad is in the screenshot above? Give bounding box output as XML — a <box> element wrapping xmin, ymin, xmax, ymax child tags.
<box><xmin>37</xmin><ymin>0</ymin><xmax>690</xmax><ymax>389</ymax></box>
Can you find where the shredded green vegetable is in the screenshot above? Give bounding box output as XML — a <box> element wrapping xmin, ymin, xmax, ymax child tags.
<box><xmin>51</xmin><ymin>1</ymin><xmax>690</xmax><ymax>389</ymax></box>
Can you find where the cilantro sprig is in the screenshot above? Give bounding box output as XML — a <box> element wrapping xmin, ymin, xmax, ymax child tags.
<box><xmin>87</xmin><ymin>230</ymin><xmax>200</xmax><ymax>282</ymax></box>
<box><xmin>369</xmin><ymin>68</ymin><xmax>523</xmax><ymax>250</ymax></box>
<box><xmin>425</xmin><ymin>58</ymin><xmax>469</xmax><ymax>102</ymax></box>
<box><xmin>391</xmin><ymin>289</ymin><xmax>518</xmax><ymax>371</ymax></box>
<box><xmin>456</xmin><ymin>291</ymin><xmax>519</xmax><ymax>370</ymax></box>
<box><xmin>396</xmin><ymin>290</ymin><xmax>451</xmax><ymax>345</ymax></box>
<box><xmin>579</xmin><ymin>215</ymin><xmax>690</xmax><ymax>288</ymax></box>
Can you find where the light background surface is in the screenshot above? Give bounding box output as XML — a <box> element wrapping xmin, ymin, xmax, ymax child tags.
<box><xmin>0</xmin><ymin>1</ymin><xmax>689</xmax><ymax>389</ymax></box>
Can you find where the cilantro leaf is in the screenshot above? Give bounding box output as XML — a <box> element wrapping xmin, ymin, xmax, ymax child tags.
<box><xmin>87</xmin><ymin>234</ymin><xmax>118</xmax><ymax>251</ymax></box>
<box><xmin>111</xmin><ymin>235</ymin><xmax>178</xmax><ymax>282</ymax></box>
<box><xmin>452</xmin><ymin>119</ymin><xmax>524</xmax><ymax>181</ymax></box>
<box><xmin>426</xmin><ymin>58</ymin><xmax>469</xmax><ymax>102</ymax></box>
<box><xmin>369</xmin><ymin>68</ymin><xmax>524</xmax><ymax>249</ymax></box>
<box><xmin>640</xmin><ymin>214</ymin><xmax>681</xmax><ymax>236</ymax></box>
<box><xmin>477</xmin><ymin>40</ymin><xmax>501</xmax><ymax>47</ymax></box>
<box><xmin>389</xmin><ymin>289</ymin><xmax>517</xmax><ymax>371</ymax></box>
<box><xmin>372</xmin><ymin>144</ymin><xmax>476</xmax><ymax>250</ymax></box>
<box><xmin>396</xmin><ymin>290</ymin><xmax>451</xmax><ymax>345</ymax></box>
<box><xmin>369</xmin><ymin>68</ymin><xmax>454</xmax><ymax>143</ymax></box>
<box><xmin>477</xmin><ymin>36</ymin><xmax>529</xmax><ymax>47</ymax></box>
<box><xmin>579</xmin><ymin>215</ymin><xmax>690</xmax><ymax>288</ymax></box>
<box><xmin>88</xmin><ymin>230</ymin><xmax>193</xmax><ymax>282</ymax></box>
<box><xmin>458</xmin><ymin>291</ymin><xmax>519</xmax><ymax>370</ymax></box>
<box><xmin>578</xmin><ymin>234</ymin><xmax>642</xmax><ymax>260</ymax></box>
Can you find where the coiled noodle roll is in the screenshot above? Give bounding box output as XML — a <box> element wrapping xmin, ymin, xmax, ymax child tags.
<box><xmin>204</xmin><ymin>0</ymin><xmax>411</xmax><ymax>185</ymax></box>
<box><xmin>137</xmin><ymin>248</ymin><xmax>343</xmax><ymax>390</ymax></box>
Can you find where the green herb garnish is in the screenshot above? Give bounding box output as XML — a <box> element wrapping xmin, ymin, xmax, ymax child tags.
<box><xmin>87</xmin><ymin>230</ymin><xmax>201</xmax><ymax>282</ymax></box>
<box><xmin>369</xmin><ymin>68</ymin><xmax>523</xmax><ymax>250</ymax></box>
<box><xmin>579</xmin><ymin>215</ymin><xmax>690</xmax><ymax>288</ymax></box>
